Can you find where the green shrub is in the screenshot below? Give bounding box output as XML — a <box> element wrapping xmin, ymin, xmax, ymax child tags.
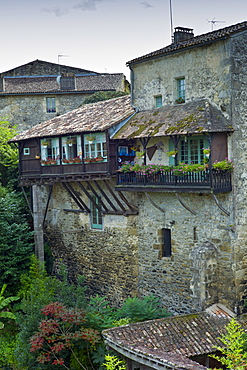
<box><xmin>116</xmin><ymin>294</ymin><xmax>170</xmax><ymax>322</ymax></box>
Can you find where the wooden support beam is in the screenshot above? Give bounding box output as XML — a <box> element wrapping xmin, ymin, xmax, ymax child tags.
<box><xmin>93</xmin><ymin>180</ymin><xmax>118</xmax><ymax>212</ymax></box>
<box><xmin>62</xmin><ymin>182</ymin><xmax>90</xmax><ymax>213</ymax></box>
<box><xmin>85</xmin><ymin>181</ymin><xmax>109</xmax><ymax>212</ymax></box>
<box><xmin>117</xmin><ymin>190</ymin><xmax>139</xmax><ymax>212</ymax></box>
<box><xmin>76</xmin><ymin>181</ymin><xmax>102</xmax><ymax>212</ymax></box>
<box><xmin>103</xmin><ymin>180</ymin><xmax>127</xmax><ymax>212</ymax></box>
<box><xmin>21</xmin><ymin>186</ymin><xmax>33</xmax><ymax>217</ymax></box>
<box><xmin>43</xmin><ymin>185</ymin><xmax>53</xmax><ymax>227</ymax></box>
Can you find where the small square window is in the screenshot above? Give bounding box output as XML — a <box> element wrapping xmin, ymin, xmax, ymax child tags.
<box><xmin>155</xmin><ymin>95</ymin><xmax>162</xmax><ymax>108</ymax></box>
<box><xmin>24</xmin><ymin>147</ymin><xmax>30</xmax><ymax>155</ymax></box>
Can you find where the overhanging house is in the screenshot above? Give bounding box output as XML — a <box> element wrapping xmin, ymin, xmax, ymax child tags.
<box><xmin>0</xmin><ymin>59</ymin><xmax>129</xmax><ymax>132</ymax></box>
<box><xmin>11</xmin><ymin>21</ymin><xmax>247</xmax><ymax>315</ymax></box>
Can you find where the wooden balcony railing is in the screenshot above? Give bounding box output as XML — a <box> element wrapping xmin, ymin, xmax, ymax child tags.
<box><xmin>116</xmin><ymin>169</ymin><xmax>232</xmax><ymax>193</ymax></box>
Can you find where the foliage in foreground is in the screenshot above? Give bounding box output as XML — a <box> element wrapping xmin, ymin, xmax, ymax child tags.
<box><xmin>210</xmin><ymin>318</ymin><xmax>247</xmax><ymax>370</ymax></box>
<box><xmin>103</xmin><ymin>355</ymin><xmax>126</xmax><ymax>370</ymax></box>
<box><xmin>30</xmin><ymin>302</ymin><xmax>100</xmax><ymax>370</ymax></box>
<box><xmin>1</xmin><ymin>256</ymin><xmax>170</xmax><ymax>370</ymax></box>
<box><xmin>0</xmin><ymin>119</ymin><xmax>18</xmax><ymax>188</ymax></box>
<box><xmin>0</xmin><ymin>191</ymin><xmax>33</xmax><ymax>294</ymax></box>
<box><xmin>0</xmin><ymin>284</ymin><xmax>19</xmax><ymax>329</ymax></box>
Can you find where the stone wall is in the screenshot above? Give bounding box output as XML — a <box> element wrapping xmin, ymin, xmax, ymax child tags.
<box><xmin>40</xmin><ymin>179</ymin><xmax>238</xmax><ymax>314</ymax></box>
<box><xmin>131</xmin><ymin>39</ymin><xmax>231</xmax><ymax>117</ymax></box>
<box><xmin>0</xmin><ymin>93</ymin><xmax>91</xmax><ymax>132</ymax></box>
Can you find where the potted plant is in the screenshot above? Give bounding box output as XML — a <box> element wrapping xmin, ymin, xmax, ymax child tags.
<box><xmin>136</xmin><ymin>151</ymin><xmax>145</xmax><ymax>159</ymax></box>
<box><xmin>41</xmin><ymin>140</ymin><xmax>50</xmax><ymax>148</ymax></box>
<box><xmin>166</xmin><ymin>149</ymin><xmax>178</xmax><ymax>158</ymax></box>
<box><xmin>84</xmin><ymin>157</ymin><xmax>91</xmax><ymax>163</ymax></box>
<box><xmin>203</xmin><ymin>148</ymin><xmax>210</xmax><ymax>158</ymax></box>
<box><xmin>66</xmin><ymin>138</ymin><xmax>76</xmax><ymax>146</ymax></box>
<box><xmin>62</xmin><ymin>158</ymin><xmax>69</xmax><ymax>164</ymax></box>
<box><xmin>212</xmin><ymin>158</ymin><xmax>234</xmax><ymax>172</ymax></box>
<box><xmin>85</xmin><ymin>135</ymin><xmax>96</xmax><ymax>144</ymax></box>
<box><xmin>95</xmin><ymin>155</ymin><xmax>104</xmax><ymax>162</ymax></box>
<box><xmin>73</xmin><ymin>156</ymin><xmax>82</xmax><ymax>163</ymax></box>
<box><xmin>175</xmin><ymin>97</ymin><xmax>185</xmax><ymax>104</ymax></box>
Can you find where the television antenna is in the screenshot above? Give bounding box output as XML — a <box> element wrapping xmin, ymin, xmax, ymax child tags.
<box><xmin>207</xmin><ymin>18</ymin><xmax>225</xmax><ymax>31</ymax></box>
<box><xmin>169</xmin><ymin>0</ymin><xmax>174</xmax><ymax>42</ymax></box>
<box><xmin>58</xmin><ymin>54</ymin><xmax>69</xmax><ymax>64</ymax></box>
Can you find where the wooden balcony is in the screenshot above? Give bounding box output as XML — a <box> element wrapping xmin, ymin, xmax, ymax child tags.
<box><xmin>116</xmin><ymin>169</ymin><xmax>232</xmax><ymax>193</ymax></box>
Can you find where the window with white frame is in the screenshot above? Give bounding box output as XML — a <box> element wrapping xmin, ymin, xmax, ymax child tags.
<box><xmin>46</xmin><ymin>97</ymin><xmax>56</xmax><ymax>113</ymax></box>
<box><xmin>40</xmin><ymin>138</ymin><xmax>60</xmax><ymax>165</ymax></box>
<box><xmin>84</xmin><ymin>132</ymin><xmax>107</xmax><ymax>162</ymax></box>
<box><xmin>91</xmin><ymin>196</ymin><xmax>103</xmax><ymax>229</ymax></box>
<box><xmin>155</xmin><ymin>95</ymin><xmax>162</xmax><ymax>108</ymax></box>
<box><xmin>176</xmin><ymin>78</ymin><xmax>185</xmax><ymax>102</ymax></box>
<box><xmin>61</xmin><ymin>136</ymin><xmax>82</xmax><ymax>164</ymax></box>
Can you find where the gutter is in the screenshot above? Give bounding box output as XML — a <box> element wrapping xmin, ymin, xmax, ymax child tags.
<box><xmin>102</xmin><ymin>335</ymin><xmax>206</xmax><ymax>370</ymax></box>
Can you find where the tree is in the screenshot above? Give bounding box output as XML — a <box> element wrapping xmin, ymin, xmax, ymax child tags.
<box><xmin>0</xmin><ymin>119</ymin><xmax>18</xmax><ymax>188</ymax></box>
<box><xmin>30</xmin><ymin>302</ymin><xmax>100</xmax><ymax>370</ymax></box>
<box><xmin>82</xmin><ymin>91</ymin><xmax>129</xmax><ymax>105</ymax></box>
<box><xmin>210</xmin><ymin>318</ymin><xmax>247</xmax><ymax>370</ymax></box>
<box><xmin>0</xmin><ymin>191</ymin><xmax>33</xmax><ymax>293</ymax></box>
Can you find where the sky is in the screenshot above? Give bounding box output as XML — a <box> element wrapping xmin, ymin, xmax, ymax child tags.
<box><xmin>1</xmin><ymin>0</ymin><xmax>247</xmax><ymax>80</ymax></box>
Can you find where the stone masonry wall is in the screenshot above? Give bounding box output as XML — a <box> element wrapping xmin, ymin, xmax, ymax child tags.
<box><xmin>44</xmin><ymin>182</ymin><xmax>139</xmax><ymax>306</ymax></box>
<box><xmin>0</xmin><ymin>93</ymin><xmax>91</xmax><ymax>132</ymax></box>
<box><xmin>41</xmin><ymin>179</ymin><xmax>237</xmax><ymax>314</ymax></box>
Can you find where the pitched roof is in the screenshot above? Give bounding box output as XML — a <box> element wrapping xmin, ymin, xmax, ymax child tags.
<box><xmin>103</xmin><ymin>304</ymin><xmax>239</xmax><ymax>370</ymax></box>
<box><xmin>11</xmin><ymin>95</ymin><xmax>135</xmax><ymax>141</ymax></box>
<box><xmin>127</xmin><ymin>21</ymin><xmax>247</xmax><ymax>65</ymax></box>
<box><xmin>2</xmin><ymin>73</ymin><xmax>125</xmax><ymax>95</ymax></box>
<box><xmin>113</xmin><ymin>100</ymin><xmax>233</xmax><ymax>140</ymax></box>
<box><xmin>0</xmin><ymin>59</ymin><xmax>97</xmax><ymax>76</ymax></box>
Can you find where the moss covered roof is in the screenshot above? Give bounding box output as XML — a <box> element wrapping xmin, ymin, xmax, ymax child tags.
<box><xmin>103</xmin><ymin>304</ymin><xmax>240</xmax><ymax>370</ymax></box>
<box><xmin>113</xmin><ymin>100</ymin><xmax>233</xmax><ymax>140</ymax></box>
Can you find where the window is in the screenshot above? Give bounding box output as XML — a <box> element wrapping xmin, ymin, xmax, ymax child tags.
<box><xmin>46</xmin><ymin>97</ymin><xmax>56</xmax><ymax>113</ymax></box>
<box><xmin>62</xmin><ymin>136</ymin><xmax>82</xmax><ymax>164</ymax></box>
<box><xmin>162</xmin><ymin>228</ymin><xmax>171</xmax><ymax>257</ymax></box>
<box><xmin>84</xmin><ymin>132</ymin><xmax>107</xmax><ymax>162</ymax></box>
<box><xmin>179</xmin><ymin>137</ymin><xmax>205</xmax><ymax>164</ymax></box>
<box><xmin>176</xmin><ymin>78</ymin><xmax>185</xmax><ymax>102</ymax></box>
<box><xmin>23</xmin><ymin>147</ymin><xmax>30</xmax><ymax>155</ymax></box>
<box><xmin>91</xmin><ymin>196</ymin><xmax>103</xmax><ymax>229</ymax></box>
<box><xmin>40</xmin><ymin>138</ymin><xmax>59</xmax><ymax>165</ymax></box>
<box><xmin>155</xmin><ymin>95</ymin><xmax>162</xmax><ymax>108</ymax></box>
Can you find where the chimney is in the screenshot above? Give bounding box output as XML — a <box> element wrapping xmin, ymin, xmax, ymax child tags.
<box><xmin>173</xmin><ymin>27</ymin><xmax>194</xmax><ymax>44</ymax></box>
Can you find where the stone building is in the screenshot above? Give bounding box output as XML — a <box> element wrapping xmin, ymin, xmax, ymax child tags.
<box><xmin>0</xmin><ymin>59</ymin><xmax>129</xmax><ymax>132</ymax></box>
<box><xmin>11</xmin><ymin>21</ymin><xmax>247</xmax><ymax>315</ymax></box>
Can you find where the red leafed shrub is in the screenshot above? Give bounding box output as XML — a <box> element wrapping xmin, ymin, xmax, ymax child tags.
<box><xmin>30</xmin><ymin>302</ymin><xmax>100</xmax><ymax>369</ymax></box>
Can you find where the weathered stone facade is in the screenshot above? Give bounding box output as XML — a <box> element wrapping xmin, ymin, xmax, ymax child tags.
<box><xmin>0</xmin><ymin>59</ymin><xmax>128</xmax><ymax>132</ymax></box>
<box><xmin>13</xmin><ymin>23</ymin><xmax>247</xmax><ymax>315</ymax></box>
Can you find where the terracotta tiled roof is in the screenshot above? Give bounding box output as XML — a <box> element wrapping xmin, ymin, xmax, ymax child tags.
<box><xmin>11</xmin><ymin>95</ymin><xmax>135</xmax><ymax>141</ymax></box>
<box><xmin>103</xmin><ymin>305</ymin><xmax>241</xmax><ymax>370</ymax></box>
<box><xmin>127</xmin><ymin>21</ymin><xmax>247</xmax><ymax>65</ymax></box>
<box><xmin>2</xmin><ymin>73</ymin><xmax>125</xmax><ymax>94</ymax></box>
<box><xmin>113</xmin><ymin>100</ymin><xmax>233</xmax><ymax>140</ymax></box>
